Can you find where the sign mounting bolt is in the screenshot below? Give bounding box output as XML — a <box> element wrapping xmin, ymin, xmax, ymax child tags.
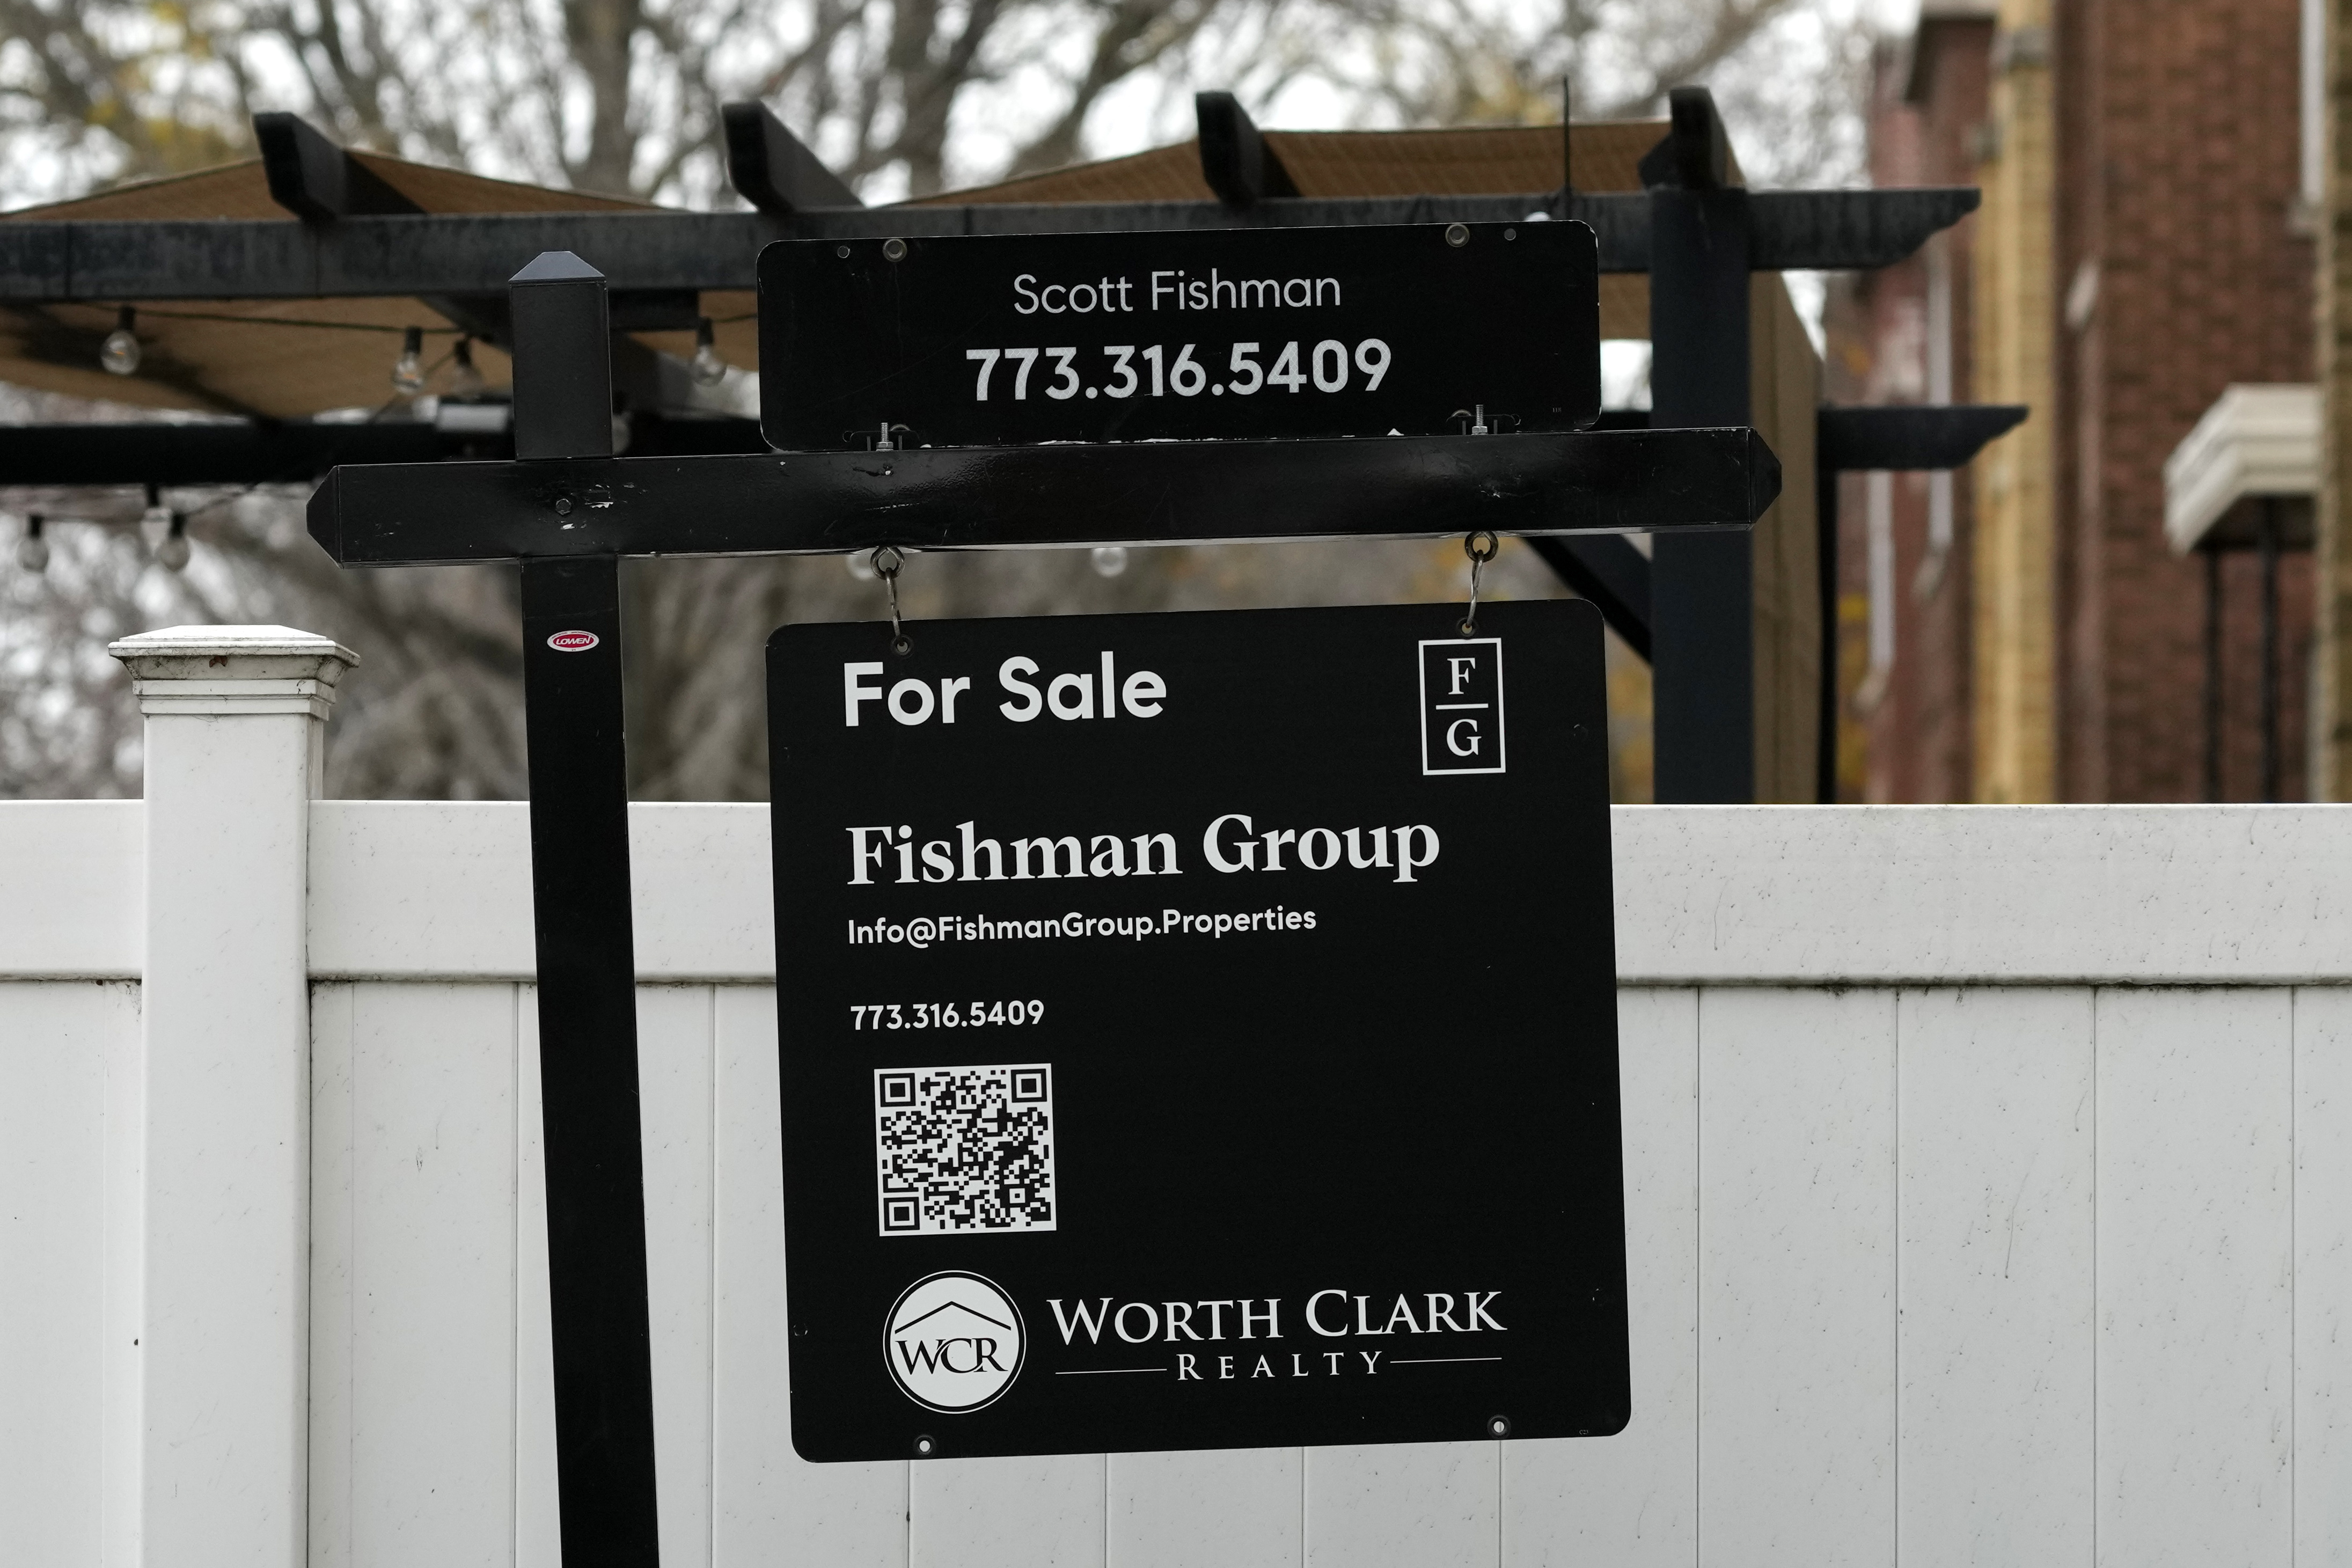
<box><xmin>1446</xmin><ymin>223</ymin><xmax>1469</xmax><ymax>247</ymax></box>
<box><xmin>883</xmin><ymin>238</ymin><xmax>908</xmax><ymax>261</ymax></box>
<box><xmin>553</xmin><ymin>496</ymin><xmax>573</xmax><ymax>516</ymax></box>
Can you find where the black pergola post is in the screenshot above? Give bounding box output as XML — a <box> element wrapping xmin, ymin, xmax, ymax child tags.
<box><xmin>510</xmin><ymin>251</ymin><xmax>664</xmax><ymax>1566</ymax></box>
<box><xmin>1811</xmin><ymin>405</ymin><xmax>2029</xmax><ymax>802</ymax></box>
<box><xmin>2206</xmin><ymin>546</ymin><xmax>2224</xmax><ymax>802</ymax></box>
<box><xmin>2260</xmin><ymin>497</ymin><xmax>2281</xmax><ymax>802</ymax></box>
<box><xmin>1647</xmin><ymin>91</ymin><xmax>1755</xmax><ymax>804</ymax></box>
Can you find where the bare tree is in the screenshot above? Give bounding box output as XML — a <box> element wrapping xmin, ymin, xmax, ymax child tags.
<box><xmin>1319</xmin><ymin>0</ymin><xmax>1872</xmax><ymax>189</ymax></box>
<box><xmin>0</xmin><ymin>0</ymin><xmax>1867</xmax><ymax>802</ymax></box>
<box><xmin>0</xmin><ymin>0</ymin><xmax>1315</xmax><ymax>203</ymax></box>
<box><xmin>1</xmin><ymin>0</ymin><xmax>1329</xmax><ymax>802</ymax></box>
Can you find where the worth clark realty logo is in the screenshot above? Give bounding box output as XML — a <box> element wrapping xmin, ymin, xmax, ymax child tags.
<box><xmin>885</xmin><ymin>1271</ymin><xmax>1027</xmax><ymax>1412</ymax></box>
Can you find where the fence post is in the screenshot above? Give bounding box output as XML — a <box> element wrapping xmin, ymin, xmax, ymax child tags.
<box><xmin>108</xmin><ymin>623</ymin><xmax>356</xmax><ymax>1568</ymax></box>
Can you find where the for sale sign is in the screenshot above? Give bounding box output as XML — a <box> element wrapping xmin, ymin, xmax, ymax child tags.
<box><xmin>767</xmin><ymin>599</ymin><xmax>1628</xmax><ymax>1461</ymax></box>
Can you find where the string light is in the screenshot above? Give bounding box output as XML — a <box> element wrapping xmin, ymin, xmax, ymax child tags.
<box><xmin>392</xmin><ymin>326</ymin><xmax>425</xmax><ymax>393</ymax></box>
<box><xmin>138</xmin><ymin>485</ymin><xmax>177</xmax><ymax>570</ymax></box>
<box><xmin>449</xmin><ymin>336</ymin><xmax>486</xmax><ymax>397</ymax></box>
<box><xmin>100</xmin><ymin>307</ymin><xmax>141</xmax><ymax>376</ymax></box>
<box><xmin>153</xmin><ymin>511</ymin><xmax>190</xmax><ymax>572</ymax></box>
<box><xmin>688</xmin><ymin>316</ymin><xmax>728</xmax><ymax>387</ymax></box>
<box><xmin>14</xmin><ymin>514</ymin><xmax>47</xmax><ymax>574</ymax></box>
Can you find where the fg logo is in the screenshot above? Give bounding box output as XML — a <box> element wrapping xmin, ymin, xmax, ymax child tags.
<box><xmin>1418</xmin><ymin>638</ymin><xmax>1506</xmax><ymax>775</ymax></box>
<box><xmin>884</xmin><ymin>1271</ymin><xmax>1027</xmax><ymax>1412</ymax></box>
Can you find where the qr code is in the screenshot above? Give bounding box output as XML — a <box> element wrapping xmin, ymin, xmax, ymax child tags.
<box><xmin>875</xmin><ymin>1064</ymin><xmax>1056</xmax><ymax>1237</ymax></box>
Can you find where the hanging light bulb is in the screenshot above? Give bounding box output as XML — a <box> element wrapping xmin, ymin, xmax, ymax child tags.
<box><xmin>391</xmin><ymin>326</ymin><xmax>426</xmax><ymax>394</ymax></box>
<box><xmin>449</xmin><ymin>336</ymin><xmax>486</xmax><ymax>397</ymax></box>
<box><xmin>688</xmin><ymin>316</ymin><xmax>728</xmax><ymax>387</ymax></box>
<box><xmin>153</xmin><ymin>511</ymin><xmax>190</xmax><ymax>572</ymax></box>
<box><xmin>14</xmin><ymin>513</ymin><xmax>48</xmax><ymax>574</ymax></box>
<box><xmin>139</xmin><ymin>485</ymin><xmax>172</xmax><ymax>559</ymax></box>
<box><xmin>100</xmin><ymin>306</ymin><xmax>141</xmax><ymax>376</ymax></box>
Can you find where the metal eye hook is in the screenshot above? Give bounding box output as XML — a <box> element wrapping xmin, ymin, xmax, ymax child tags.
<box><xmin>871</xmin><ymin>545</ymin><xmax>913</xmax><ymax>655</ymax></box>
<box><xmin>1460</xmin><ymin>530</ymin><xmax>1499</xmax><ymax>636</ymax></box>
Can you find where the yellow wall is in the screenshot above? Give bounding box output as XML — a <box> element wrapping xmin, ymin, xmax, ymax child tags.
<box><xmin>1970</xmin><ymin>1</ymin><xmax>2060</xmax><ymax>801</ymax></box>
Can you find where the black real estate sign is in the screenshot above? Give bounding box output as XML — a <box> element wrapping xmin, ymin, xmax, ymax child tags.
<box><xmin>758</xmin><ymin>221</ymin><xmax>1600</xmax><ymax>449</ymax></box>
<box><xmin>768</xmin><ymin>599</ymin><xmax>1630</xmax><ymax>1461</ymax></box>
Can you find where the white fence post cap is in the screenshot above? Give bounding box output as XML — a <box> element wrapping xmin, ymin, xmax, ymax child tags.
<box><xmin>109</xmin><ymin>624</ymin><xmax>360</xmax><ymax>718</ymax></box>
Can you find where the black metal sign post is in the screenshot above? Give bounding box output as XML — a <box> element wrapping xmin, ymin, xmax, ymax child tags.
<box><xmin>767</xmin><ymin>600</ymin><xmax>1628</xmax><ymax>1459</ymax></box>
<box><xmin>509</xmin><ymin>253</ymin><xmax>663</xmax><ymax>1566</ymax></box>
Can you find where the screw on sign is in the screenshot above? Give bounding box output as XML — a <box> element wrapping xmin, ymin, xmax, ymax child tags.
<box><xmin>547</xmin><ymin>630</ymin><xmax>602</xmax><ymax>652</ymax></box>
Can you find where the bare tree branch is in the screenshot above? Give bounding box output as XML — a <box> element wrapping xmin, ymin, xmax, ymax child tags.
<box><xmin>0</xmin><ymin>0</ymin><xmax>1864</xmax><ymax>802</ymax></box>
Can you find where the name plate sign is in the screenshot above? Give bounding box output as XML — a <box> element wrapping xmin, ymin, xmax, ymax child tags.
<box><xmin>768</xmin><ymin>600</ymin><xmax>1629</xmax><ymax>1461</ymax></box>
<box><xmin>758</xmin><ymin>222</ymin><xmax>1600</xmax><ymax>450</ymax></box>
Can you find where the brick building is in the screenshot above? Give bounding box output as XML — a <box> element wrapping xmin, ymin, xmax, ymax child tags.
<box><xmin>1828</xmin><ymin>3</ymin><xmax>1995</xmax><ymax>802</ymax></box>
<box><xmin>1834</xmin><ymin>0</ymin><xmax>2317</xmax><ymax>801</ymax></box>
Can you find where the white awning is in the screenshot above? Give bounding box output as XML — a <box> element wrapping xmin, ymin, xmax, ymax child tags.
<box><xmin>2164</xmin><ymin>384</ymin><xmax>2317</xmax><ymax>553</ymax></box>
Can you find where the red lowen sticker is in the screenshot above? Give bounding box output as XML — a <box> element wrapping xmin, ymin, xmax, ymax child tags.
<box><xmin>547</xmin><ymin>630</ymin><xmax>600</xmax><ymax>653</ymax></box>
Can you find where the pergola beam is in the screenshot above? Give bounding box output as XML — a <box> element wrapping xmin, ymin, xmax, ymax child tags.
<box><xmin>1196</xmin><ymin>93</ymin><xmax>1300</xmax><ymax>209</ymax></box>
<box><xmin>0</xmin><ymin>189</ymin><xmax>1976</xmax><ymax>304</ymax></box>
<box><xmin>1636</xmin><ymin>86</ymin><xmax>1734</xmax><ymax>192</ymax></box>
<box><xmin>0</xmin><ymin>413</ymin><xmax>769</xmax><ymax>487</ymax></box>
<box><xmin>1816</xmin><ymin>404</ymin><xmax>2029</xmax><ymax>471</ymax></box>
<box><xmin>721</xmin><ymin>102</ymin><xmax>863</xmax><ymax>213</ymax></box>
<box><xmin>253</xmin><ymin>113</ymin><xmax>422</xmax><ymax>220</ymax></box>
<box><xmin>1530</xmin><ymin>534</ymin><xmax>1652</xmax><ymax>660</ymax></box>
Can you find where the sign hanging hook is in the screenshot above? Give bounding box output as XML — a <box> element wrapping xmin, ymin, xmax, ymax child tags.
<box><xmin>1459</xmin><ymin>531</ymin><xmax>1499</xmax><ymax>636</ymax></box>
<box><xmin>871</xmin><ymin>545</ymin><xmax>913</xmax><ymax>656</ymax></box>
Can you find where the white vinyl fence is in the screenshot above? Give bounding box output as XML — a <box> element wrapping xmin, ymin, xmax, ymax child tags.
<box><xmin>4</xmin><ymin>623</ymin><xmax>2351</xmax><ymax>1567</ymax></box>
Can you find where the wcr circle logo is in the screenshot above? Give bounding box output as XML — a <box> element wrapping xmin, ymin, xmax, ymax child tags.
<box><xmin>884</xmin><ymin>1271</ymin><xmax>1025</xmax><ymax>1412</ymax></box>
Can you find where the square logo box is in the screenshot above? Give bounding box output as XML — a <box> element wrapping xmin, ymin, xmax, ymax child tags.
<box><xmin>1420</xmin><ymin>638</ymin><xmax>1505</xmax><ymax>774</ymax></box>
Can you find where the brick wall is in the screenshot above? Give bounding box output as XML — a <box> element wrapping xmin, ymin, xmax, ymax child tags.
<box><xmin>1853</xmin><ymin>0</ymin><xmax>2314</xmax><ymax>801</ymax></box>
<box><xmin>1828</xmin><ymin>16</ymin><xmax>1992</xmax><ymax>803</ymax></box>
<box><xmin>2054</xmin><ymin>0</ymin><xmax>2315</xmax><ymax>800</ymax></box>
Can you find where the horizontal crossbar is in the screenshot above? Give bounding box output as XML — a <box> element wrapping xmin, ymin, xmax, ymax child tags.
<box><xmin>1</xmin><ymin>190</ymin><xmax>1975</xmax><ymax>305</ymax></box>
<box><xmin>1816</xmin><ymin>403</ymin><xmax>2029</xmax><ymax>471</ymax></box>
<box><xmin>306</xmin><ymin>427</ymin><xmax>1781</xmax><ymax>566</ymax></box>
<box><xmin>0</xmin><ymin>412</ymin><xmax>765</xmax><ymax>486</ymax></box>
